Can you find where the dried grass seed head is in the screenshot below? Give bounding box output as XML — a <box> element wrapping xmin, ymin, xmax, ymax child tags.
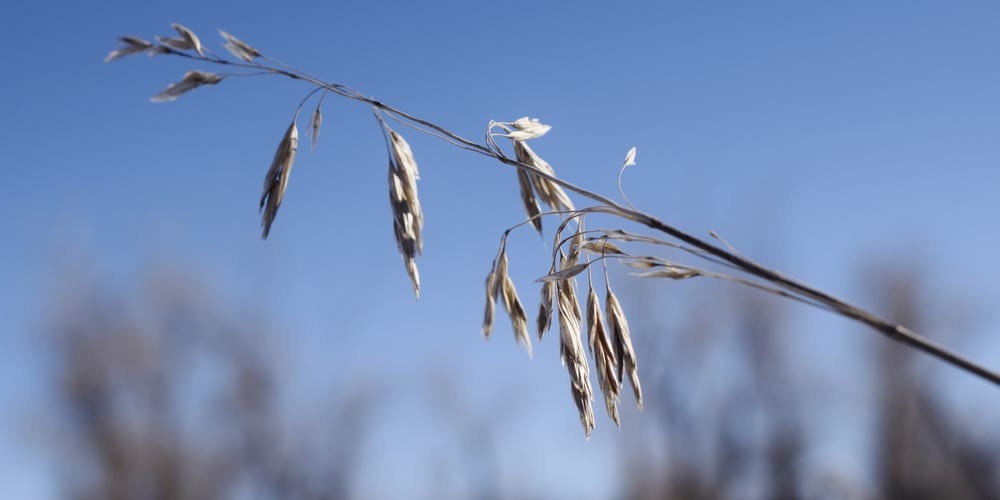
<box><xmin>309</xmin><ymin>103</ymin><xmax>323</xmax><ymax>150</ymax></box>
<box><xmin>537</xmin><ymin>262</ymin><xmax>589</xmax><ymax>282</ymax></box>
<box><xmin>513</xmin><ymin>140</ymin><xmax>575</xmax><ymax>213</ymax></box>
<box><xmin>259</xmin><ymin>118</ymin><xmax>299</xmax><ymax>239</ymax></box>
<box><xmin>104</xmin><ymin>36</ymin><xmax>153</xmax><ymax>63</ymax></box>
<box><xmin>171</xmin><ymin>23</ymin><xmax>203</xmax><ymax>56</ymax></box>
<box><xmin>388</xmin><ymin>163</ymin><xmax>421</xmax><ymax>298</ymax></box>
<box><xmin>516</xmin><ymin>169</ymin><xmax>543</xmax><ymax>234</ymax></box>
<box><xmin>501</xmin><ymin>275</ymin><xmax>532</xmax><ymax>357</ymax></box>
<box><xmin>388</xmin><ymin>130</ymin><xmax>423</xmax><ymax>253</ymax></box>
<box><xmin>579</xmin><ymin>240</ymin><xmax>626</xmax><ymax>256</ymax></box>
<box><xmin>587</xmin><ymin>284</ymin><xmax>621</xmax><ymax>426</ymax></box>
<box><xmin>482</xmin><ymin>244</ymin><xmax>507</xmax><ymax>338</ymax></box>
<box><xmin>631</xmin><ymin>268</ymin><xmax>700</xmax><ymax>280</ymax></box>
<box><xmin>557</xmin><ymin>277</ymin><xmax>594</xmax><ymax>436</ymax></box>
<box><xmin>605</xmin><ymin>285</ymin><xmax>642</xmax><ymax>410</ymax></box>
<box><xmin>506</xmin><ymin>116</ymin><xmax>552</xmax><ymax>141</ymax></box>
<box><xmin>219</xmin><ymin>30</ymin><xmax>261</xmax><ymax>61</ymax></box>
<box><xmin>482</xmin><ymin>270</ymin><xmax>497</xmax><ymax>338</ymax></box>
<box><xmin>537</xmin><ymin>279</ymin><xmax>556</xmax><ymax>339</ymax></box>
<box><xmin>623</xmin><ymin>146</ymin><xmax>637</xmax><ymax>167</ymax></box>
<box><xmin>150</xmin><ymin>70</ymin><xmax>223</xmax><ymax>102</ymax></box>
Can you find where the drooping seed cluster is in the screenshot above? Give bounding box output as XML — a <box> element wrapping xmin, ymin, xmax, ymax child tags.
<box><xmin>385</xmin><ymin>128</ymin><xmax>424</xmax><ymax>299</ymax></box>
<box><xmin>482</xmin><ymin>241</ymin><xmax>532</xmax><ymax>356</ymax></box>
<box><xmin>105</xmin><ymin>26</ymin><xmax>695</xmax><ymax>436</ymax></box>
<box><xmin>478</xmin><ymin>123</ymin><xmax>655</xmax><ymax>436</ymax></box>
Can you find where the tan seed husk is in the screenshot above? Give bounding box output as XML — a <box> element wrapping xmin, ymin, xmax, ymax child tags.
<box><xmin>259</xmin><ymin>117</ymin><xmax>298</xmax><ymax>239</ymax></box>
<box><xmin>150</xmin><ymin>70</ymin><xmax>223</xmax><ymax>103</ymax></box>
<box><xmin>482</xmin><ymin>267</ymin><xmax>497</xmax><ymax>338</ymax></box>
<box><xmin>156</xmin><ymin>36</ymin><xmax>192</xmax><ymax>52</ymax></box>
<box><xmin>309</xmin><ymin>103</ymin><xmax>322</xmax><ymax>150</ymax></box>
<box><xmin>557</xmin><ymin>277</ymin><xmax>594</xmax><ymax>436</ymax></box>
<box><xmin>482</xmin><ymin>244</ymin><xmax>507</xmax><ymax>338</ymax></box>
<box><xmin>506</xmin><ymin>116</ymin><xmax>551</xmax><ymax>140</ymax></box>
<box><xmin>513</xmin><ymin>140</ymin><xmax>574</xmax><ymax>213</ymax></box>
<box><xmin>104</xmin><ymin>36</ymin><xmax>153</xmax><ymax>63</ymax></box>
<box><xmin>630</xmin><ymin>268</ymin><xmax>700</xmax><ymax>280</ymax></box>
<box><xmin>587</xmin><ymin>284</ymin><xmax>621</xmax><ymax>426</ymax></box>
<box><xmin>536</xmin><ymin>262</ymin><xmax>589</xmax><ymax>282</ymax></box>
<box><xmin>606</xmin><ymin>284</ymin><xmax>642</xmax><ymax>410</ymax></box>
<box><xmin>502</xmin><ymin>275</ymin><xmax>532</xmax><ymax>357</ymax></box>
<box><xmin>219</xmin><ymin>30</ymin><xmax>261</xmax><ymax>61</ymax></box>
<box><xmin>537</xmin><ymin>279</ymin><xmax>555</xmax><ymax>340</ymax></box>
<box><xmin>579</xmin><ymin>240</ymin><xmax>626</xmax><ymax>256</ymax></box>
<box><xmin>388</xmin><ymin>164</ymin><xmax>420</xmax><ymax>298</ymax></box>
<box><xmin>170</xmin><ymin>23</ymin><xmax>203</xmax><ymax>56</ymax></box>
<box><xmin>516</xmin><ymin>169</ymin><xmax>543</xmax><ymax>234</ymax></box>
<box><xmin>389</xmin><ymin>130</ymin><xmax>423</xmax><ymax>253</ymax></box>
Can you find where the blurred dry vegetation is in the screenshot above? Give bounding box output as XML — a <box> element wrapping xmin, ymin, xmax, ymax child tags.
<box><xmin>40</xmin><ymin>262</ymin><xmax>1000</xmax><ymax>499</ymax></box>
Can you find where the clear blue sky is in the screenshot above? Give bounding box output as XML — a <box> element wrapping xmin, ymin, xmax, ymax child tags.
<box><xmin>3</xmin><ymin>2</ymin><xmax>1000</xmax><ymax>498</ymax></box>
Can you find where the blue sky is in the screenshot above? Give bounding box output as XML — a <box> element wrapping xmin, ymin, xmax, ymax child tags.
<box><xmin>4</xmin><ymin>2</ymin><xmax>1000</xmax><ymax>498</ymax></box>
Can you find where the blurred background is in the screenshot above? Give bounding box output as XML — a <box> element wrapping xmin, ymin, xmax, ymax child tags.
<box><xmin>3</xmin><ymin>2</ymin><xmax>1000</xmax><ymax>499</ymax></box>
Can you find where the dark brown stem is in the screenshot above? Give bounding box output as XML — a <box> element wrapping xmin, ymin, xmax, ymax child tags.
<box><xmin>167</xmin><ymin>48</ymin><xmax>1000</xmax><ymax>388</ymax></box>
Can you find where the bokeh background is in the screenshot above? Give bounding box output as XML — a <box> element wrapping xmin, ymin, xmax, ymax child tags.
<box><xmin>4</xmin><ymin>2</ymin><xmax>1000</xmax><ymax>499</ymax></box>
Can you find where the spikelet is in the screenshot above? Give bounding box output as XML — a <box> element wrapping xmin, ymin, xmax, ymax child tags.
<box><xmin>606</xmin><ymin>284</ymin><xmax>642</xmax><ymax>410</ymax></box>
<box><xmin>309</xmin><ymin>102</ymin><xmax>323</xmax><ymax>150</ymax></box>
<box><xmin>579</xmin><ymin>240</ymin><xmax>626</xmax><ymax>256</ymax></box>
<box><xmin>513</xmin><ymin>140</ymin><xmax>574</xmax><ymax>213</ymax></box>
<box><xmin>259</xmin><ymin>117</ymin><xmax>299</xmax><ymax>239</ymax></box>
<box><xmin>537</xmin><ymin>279</ymin><xmax>555</xmax><ymax>339</ymax></box>
<box><xmin>516</xmin><ymin>169</ymin><xmax>543</xmax><ymax>234</ymax></box>
<box><xmin>630</xmin><ymin>268</ymin><xmax>700</xmax><ymax>280</ymax></box>
<box><xmin>505</xmin><ymin>116</ymin><xmax>552</xmax><ymax>141</ymax></box>
<box><xmin>501</xmin><ymin>275</ymin><xmax>532</xmax><ymax>357</ymax></box>
<box><xmin>157</xmin><ymin>23</ymin><xmax>203</xmax><ymax>56</ymax></box>
<box><xmin>483</xmin><ymin>271</ymin><xmax>497</xmax><ymax>338</ymax></box>
<box><xmin>623</xmin><ymin>146</ymin><xmax>637</xmax><ymax>168</ymax></box>
<box><xmin>587</xmin><ymin>283</ymin><xmax>620</xmax><ymax>426</ymax></box>
<box><xmin>150</xmin><ymin>70</ymin><xmax>223</xmax><ymax>103</ymax></box>
<box><xmin>482</xmin><ymin>244</ymin><xmax>507</xmax><ymax>338</ymax></box>
<box><xmin>388</xmin><ymin>131</ymin><xmax>422</xmax><ymax>251</ymax></box>
<box><xmin>172</xmin><ymin>23</ymin><xmax>203</xmax><ymax>56</ymax></box>
<box><xmin>219</xmin><ymin>30</ymin><xmax>261</xmax><ymax>61</ymax></box>
<box><xmin>557</xmin><ymin>276</ymin><xmax>594</xmax><ymax>436</ymax></box>
<box><xmin>536</xmin><ymin>262</ymin><xmax>589</xmax><ymax>282</ymax></box>
<box><xmin>104</xmin><ymin>36</ymin><xmax>153</xmax><ymax>63</ymax></box>
<box><xmin>386</xmin><ymin>129</ymin><xmax>423</xmax><ymax>298</ymax></box>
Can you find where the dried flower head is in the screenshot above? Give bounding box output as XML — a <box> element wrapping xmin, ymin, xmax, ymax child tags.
<box><xmin>150</xmin><ymin>70</ymin><xmax>223</xmax><ymax>102</ymax></box>
<box><xmin>259</xmin><ymin>117</ymin><xmax>299</xmax><ymax>239</ymax></box>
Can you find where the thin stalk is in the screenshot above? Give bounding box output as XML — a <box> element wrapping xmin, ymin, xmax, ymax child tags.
<box><xmin>157</xmin><ymin>48</ymin><xmax>1000</xmax><ymax>387</ymax></box>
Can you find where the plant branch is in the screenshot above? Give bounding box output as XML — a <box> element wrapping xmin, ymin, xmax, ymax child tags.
<box><xmin>118</xmin><ymin>34</ymin><xmax>1000</xmax><ymax>391</ymax></box>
